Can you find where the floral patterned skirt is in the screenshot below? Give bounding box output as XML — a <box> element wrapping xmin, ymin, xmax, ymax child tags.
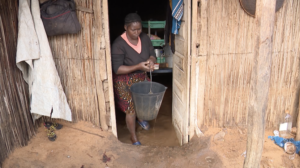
<box><xmin>113</xmin><ymin>72</ymin><xmax>149</xmax><ymax>114</ymax></box>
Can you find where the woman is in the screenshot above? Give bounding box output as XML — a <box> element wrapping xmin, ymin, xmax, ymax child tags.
<box><xmin>111</xmin><ymin>13</ymin><xmax>156</xmax><ymax>145</ymax></box>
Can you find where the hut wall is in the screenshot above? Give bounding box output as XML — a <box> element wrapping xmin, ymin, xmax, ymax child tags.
<box><xmin>197</xmin><ymin>0</ymin><xmax>300</xmax><ymax>128</ymax></box>
<box><xmin>0</xmin><ymin>0</ymin><xmax>35</xmax><ymax>165</ymax></box>
<box><xmin>48</xmin><ymin>0</ymin><xmax>112</xmax><ymax>130</ymax></box>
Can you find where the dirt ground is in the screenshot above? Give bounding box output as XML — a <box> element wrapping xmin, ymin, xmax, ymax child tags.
<box><xmin>2</xmin><ymin>121</ymin><xmax>300</xmax><ymax>168</ymax></box>
<box><xmin>2</xmin><ymin>74</ymin><xmax>300</xmax><ymax>168</ymax></box>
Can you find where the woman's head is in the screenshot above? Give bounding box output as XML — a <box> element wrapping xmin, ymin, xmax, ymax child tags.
<box><xmin>124</xmin><ymin>13</ymin><xmax>142</xmax><ymax>40</ymax></box>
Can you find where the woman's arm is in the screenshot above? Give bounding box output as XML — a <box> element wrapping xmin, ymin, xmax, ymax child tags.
<box><xmin>116</xmin><ymin>61</ymin><xmax>150</xmax><ymax>75</ymax></box>
<box><xmin>147</xmin><ymin>56</ymin><xmax>156</xmax><ymax>64</ymax></box>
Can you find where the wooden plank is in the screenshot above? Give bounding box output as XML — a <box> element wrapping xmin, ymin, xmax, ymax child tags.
<box><xmin>189</xmin><ymin>0</ymin><xmax>199</xmax><ymax>138</ymax></box>
<box><xmin>77</xmin><ymin>5</ymin><xmax>93</xmax><ymax>13</ymax></box>
<box><xmin>197</xmin><ymin>56</ymin><xmax>207</xmax><ymax>128</ymax></box>
<box><xmin>178</xmin><ymin>20</ymin><xmax>186</xmax><ymax>39</ymax></box>
<box><xmin>244</xmin><ymin>0</ymin><xmax>276</xmax><ymax>167</ymax></box>
<box><xmin>197</xmin><ymin>0</ymin><xmax>208</xmax><ymax>56</ymax></box>
<box><xmin>173</xmin><ymin>65</ymin><xmax>186</xmax><ymax>85</ymax></box>
<box><xmin>183</xmin><ymin>0</ymin><xmax>191</xmax><ymax>144</ymax></box>
<box><xmin>171</xmin><ymin>0</ymin><xmax>191</xmax><ymax>145</ymax></box>
<box><xmin>174</xmin><ymin>36</ymin><xmax>185</xmax><ymax>56</ymax></box>
<box><xmin>102</xmin><ymin>0</ymin><xmax>117</xmax><ymax>136</ymax></box>
<box><xmin>93</xmin><ymin>0</ymin><xmax>107</xmax><ymax>131</ymax></box>
<box><xmin>173</xmin><ymin>88</ymin><xmax>185</xmax><ymax>113</ymax></box>
<box><xmin>173</xmin><ymin>52</ymin><xmax>184</xmax><ymax>70</ymax></box>
<box><xmin>173</xmin><ymin>80</ymin><xmax>184</xmax><ymax>102</ymax></box>
<box><xmin>172</xmin><ymin>100</ymin><xmax>183</xmax><ymax>145</ymax></box>
<box><xmin>193</xmin><ymin>0</ymin><xmax>208</xmax><ymax>138</ymax></box>
<box><xmin>297</xmin><ymin>99</ymin><xmax>300</xmax><ymax>140</ymax></box>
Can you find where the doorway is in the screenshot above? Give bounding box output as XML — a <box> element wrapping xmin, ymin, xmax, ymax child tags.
<box><xmin>108</xmin><ymin>0</ymin><xmax>179</xmax><ymax>146</ymax></box>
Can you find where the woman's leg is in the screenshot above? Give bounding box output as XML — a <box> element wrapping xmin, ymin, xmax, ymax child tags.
<box><xmin>113</xmin><ymin>73</ymin><xmax>149</xmax><ymax>144</ymax></box>
<box><xmin>126</xmin><ymin>113</ymin><xmax>138</xmax><ymax>143</ymax></box>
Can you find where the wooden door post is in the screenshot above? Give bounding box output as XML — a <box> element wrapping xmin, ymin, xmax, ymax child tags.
<box><xmin>296</xmin><ymin>105</ymin><xmax>300</xmax><ymax>140</ymax></box>
<box><xmin>244</xmin><ymin>0</ymin><xmax>276</xmax><ymax>167</ymax></box>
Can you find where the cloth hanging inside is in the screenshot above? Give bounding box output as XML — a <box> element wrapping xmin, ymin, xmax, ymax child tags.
<box><xmin>165</xmin><ymin>0</ymin><xmax>175</xmax><ymax>54</ymax></box>
<box><xmin>16</xmin><ymin>0</ymin><xmax>72</xmax><ymax>122</ymax></box>
<box><xmin>171</xmin><ymin>0</ymin><xmax>183</xmax><ymax>34</ymax></box>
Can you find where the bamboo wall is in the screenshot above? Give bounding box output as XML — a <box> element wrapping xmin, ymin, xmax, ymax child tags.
<box><xmin>197</xmin><ymin>0</ymin><xmax>300</xmax><ymax>128</ymax></box>
<box><xmin>48</xmin><ymin>0</ymin><xmax>111</xmax><ymax>130</ymax></box>
<box><xmin>0</xmin><ymin>0</ymin><xmax>35</xmax><ymax>166</ymax></box>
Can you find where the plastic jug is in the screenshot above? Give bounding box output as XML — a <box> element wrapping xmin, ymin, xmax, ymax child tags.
<box><xmin>279</xmin><ymin>109</ymin><xmax>293</xmax><ymax>138</ymax></box>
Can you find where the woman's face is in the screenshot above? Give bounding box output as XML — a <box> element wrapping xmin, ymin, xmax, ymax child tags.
<box><xmin>125</xmin><ymin>22</ymin><xmax>142</xmax><ymax>40</ymax></box>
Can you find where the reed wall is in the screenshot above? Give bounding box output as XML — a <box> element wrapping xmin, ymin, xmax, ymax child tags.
<box><xmin>197</xmin><ymin>0</ymin><xmax>300</xmax><ymax>128</ymax></box>
<box><xmin>0</xmin><ymin>0</ymin><xmax>35</xmax><ymax>165</ymax></box>
<box><xmin>48</xmin><ymin>0</ymin><xmax>112</xmax><ymax>130</ymax></box>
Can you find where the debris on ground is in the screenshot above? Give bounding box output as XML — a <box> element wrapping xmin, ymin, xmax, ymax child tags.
<box><xmin>87</xmin><ymin>153</ymin><xmax>93</xmax><ymax>158</ymax></box>
<box><xmin>260</xmin><ymin>157</ymin><xmax>274</xmax><ymax>168</ymax></box>
<box><xmin>237</xmin><ymin>127</ymin><xmax>244</xmax><ymax>135</ymax></box>
<box><xmin>241</xmin><ymin>151</ymin><xmax>246</xmax><ymax>157</ymax></box>
<box><xmin>205</xmin><ymin>156</ymin><xmax>214</xmax><ymax>163</ymax></box>
<box><xmin>102</xmin><ymin>151</ymin><xmax>111</xmax><ymax>163</ymax></box>
<box><xmin>214</xmin><ymin>130</ymin><xmax>226</xmax><ymax>142</ymax></box>
<box><xmin>289</xmin><ymin>153</ymin><xmax>295</xmax><ymax>160</ymax></box>
<box><xmin>268</xmin><ymin>136</ymin><xmax>300</xmax><ymax>154</ymax></box>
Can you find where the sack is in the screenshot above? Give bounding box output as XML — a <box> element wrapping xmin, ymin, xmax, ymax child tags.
<box><xmin>40</xmin><ymin>0</ymin><xmax>81</xmax><ymax>36</ymax></box>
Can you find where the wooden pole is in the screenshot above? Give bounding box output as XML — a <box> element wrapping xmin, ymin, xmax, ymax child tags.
<box><xmin>197</xmin><ymin>0</ymin><xmax>208</xmax><ymax>134</ymax></box>
<box><xmin>103</xmin><ymin>0</ymin><xmax>117</xmax><ymax>136</ymax></box>
<box><xmin>243</xmin><ymin>0</ymin><xmax>276</xmax><ymax>167</ymax></box>
<box><xmin>93</xmin><ymin>0</ymin><xmax>108</xmax><ymax>131</ymax></box>
<box><xmin>296</xmin><ymin>103</ymin><xmax>300</xmax><ymax>140</ymax></box>
<box><xmin>189</xmin><ymin>0</ymin><xmax>198</xmax><ymax>139</ymax></box>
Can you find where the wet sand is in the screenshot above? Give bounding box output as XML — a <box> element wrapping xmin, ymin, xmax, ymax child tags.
<box><xmin>116</xmin><ymin>73</ymin><xmax>179</xmax><ymax>146</ymax></box>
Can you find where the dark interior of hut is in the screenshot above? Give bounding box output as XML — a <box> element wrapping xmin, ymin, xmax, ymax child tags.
<box><xmin>108</xmin><ymin>0</ymin><xmax>178</xmax><ymax>146</ymax></box>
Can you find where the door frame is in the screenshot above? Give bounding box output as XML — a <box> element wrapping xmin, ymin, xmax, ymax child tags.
<box><xmin>103</xmin><ymin>0</ymin><xmax>117</xmax><ymax>137</ymax></box>
<box><xmin>189</xmin><ymin>0</ymin><xmax>207</xmax><ymax>139</ymax></box>
<box><xmin>104</xmin><ymin>0</ymin><xmax>200</xmax><ymax>142</ymax></box>
<box><xmin>189</xmin><ymin>0</ymin><xmax>198</xmax><ymax>139</ymax></box>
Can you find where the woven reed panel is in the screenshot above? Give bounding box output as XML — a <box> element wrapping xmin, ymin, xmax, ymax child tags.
<box><xmin>48</xmin><ymin>0</ymin><xmax>110</xmax><ymax>129</ymax></box>
<box><xmin>0</xmin><ymin>0</ymin><xmax>35</xmax><ymax>165</ymax></box>
<box><xmin>198</xmin><ymin>0</ymin><xmax>300</xmax><ymax>128</ymax></box>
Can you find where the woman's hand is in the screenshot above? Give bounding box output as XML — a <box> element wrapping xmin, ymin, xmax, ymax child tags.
<box><xmin>146</xmin><ymin>61</ymin><xmax>154</xmax><ymax>72</ymax></box>
<box><xmin>138</xmin><ymin>61</ymin><xmax>151</xmax><ymax>72</ymax></box>
<box><xmin>146</xmin><ymin>56</ymin><xmax>156</xmax><ymax>72</ymax></box>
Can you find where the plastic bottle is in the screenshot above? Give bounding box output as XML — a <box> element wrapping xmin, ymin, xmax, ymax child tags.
<box><xmin>279</xmin><ymin>109</ymin><xmax>293</xmax><ymax>138</ymax></box>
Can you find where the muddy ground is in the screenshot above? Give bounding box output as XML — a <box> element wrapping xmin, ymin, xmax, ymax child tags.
<box><xmin>2</xmin><ymin>74</ymin><xmax>300</xmax><ymax>168</ymax></box>
<box><xmin>2</xmin><ymin>121</ymin><xmax>300</xmax><ymax>168</ymax></box>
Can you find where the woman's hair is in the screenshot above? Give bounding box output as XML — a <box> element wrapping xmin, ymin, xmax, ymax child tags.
<box><xmin>124</xmin><ymin>13</ymin><xmax>142</xmax><ymax>26</ymax></box>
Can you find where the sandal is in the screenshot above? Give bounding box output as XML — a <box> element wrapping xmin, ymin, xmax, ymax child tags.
<box><xmin>132</xmin><ymin>141</ymin><xmax>141</xmax><ymax>145</ymax></box>
<box><xmin>46</xmin><ymin>128</ymin><xmax>57</xmax><ymax>141</ymax></box>
<box><xmin>136</xmin><ymin>120</ymin><xmax>150</xmax><ymax>130</ymax></box>
<box><xmin>44</xmin><ymin>121</ymin><xmax>63</xmax><ymax>130</ymax></box>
